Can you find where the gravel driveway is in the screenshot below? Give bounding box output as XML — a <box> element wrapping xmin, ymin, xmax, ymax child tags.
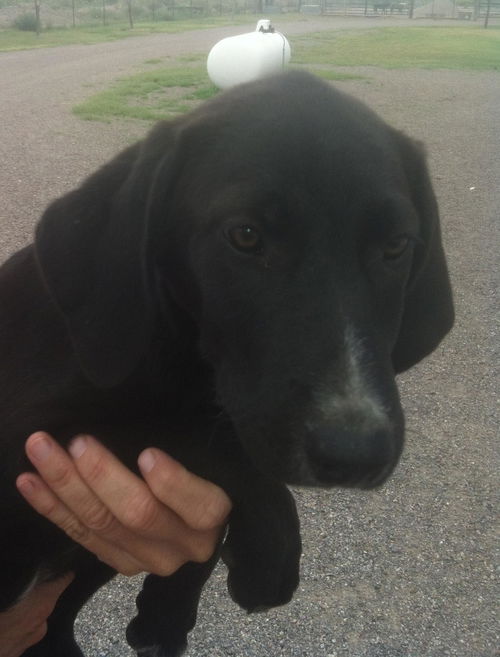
<box><xmin>1</xmin><ymin>17</ymin><xmax>498</xmax><ymax>657</ymax></box>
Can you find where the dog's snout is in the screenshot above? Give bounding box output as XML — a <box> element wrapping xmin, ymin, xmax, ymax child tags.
<box><xmin>305</xmin><ymin>425</ymin><xmax>397</xmax><ymax>488</ymax></box>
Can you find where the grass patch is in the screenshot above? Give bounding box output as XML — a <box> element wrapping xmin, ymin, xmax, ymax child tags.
<box><xmin>293</xmin><ymin>26</ymin><xmax>500</xmax><ymax>71</ymax></box>
<box><xmin>72</xmin><ymin>60</ymin><xmax>363</xmax><ymax>123</ymax></box>
<box><xmin>72</xmin><ymin>24</ymin><xmax>499</xmax><ymax>124</ymax></box>
<box><xmin>0</xmin><ymin>15</ymin><xmax>253</xmax><ymax>52</ymax></box>
<box><xmin>0</xmin><ymin>14</ymin><xmax>307</xmax><ymax>52</ymax></box>
<box><xmin>73</xmin><ymin>65</ymin><xmax>217</xmax><ymax>121</ymax></box>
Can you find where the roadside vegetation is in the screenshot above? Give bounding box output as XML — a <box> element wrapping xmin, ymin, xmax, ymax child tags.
<box><xmin>0</xmin><ymin>15</ymin><xmax>258</xmax><ymax>50</ymax></box>
<box><xmin>72</xmin><ymin>24</ymin><xmax>500</xmax><ymax>122</ymax></box>
<box><xmin>74</xmin><ymin>60</ymin><xmax>216</xmax><ymax>120</ymax></box>
<box><xmin>293</xmin><ymin>25</ymin><xmax>500</xmax><ymax>70</ymax></box>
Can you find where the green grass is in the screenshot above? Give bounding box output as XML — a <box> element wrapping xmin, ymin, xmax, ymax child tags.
<box><xmin>0</xmin><ymin>15</ymin><xmax>253</xmax><ymax>52</ymax></box>
<box><xmin>72</xmin><ymin>24</ymin><xmax>499</xmax><ymax>124</ymax></box>
<box><xmin>73</xmin><ymin>65</ymin><xmax>218</xmax><ymax>121</ymax></box>
<box><xmin>293</xmin><ymin>26</ymin><xmax>500</xmax><ymax>70</ymax></box>
<box><xmin>0</xmin><ymin>14</ymin><xmax>309</xmax><ymax>52</ymax></box>
<box><xmin>73</xmin><ymin>60</ymin><xmax>363</xmax><ymax>123</ymax></box>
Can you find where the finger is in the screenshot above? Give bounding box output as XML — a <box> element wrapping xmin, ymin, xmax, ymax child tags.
<box><xmin>68</xmin><ymin>440</ymin><xmax>229</xmax><ymax>564</ymax></box>
<box><xmin>138</xmin><ymin>448</ymin><xmax>232</xmax><ymax>531</ymax></box>
<box><xmin>24</xmin><ymin>433</ymin><xmax>121</xmax><ymax>538</ymax></box>
<box><xmin>67</xmin><ymin>436</ymin><xmax>216</xmax><ymax>568</ymax></box>
<box><xmin>34</xmin><ymin>572</ymin><xmax>75</xmax><ymax>604</ymax></box>
<box><xmin>23</xmin><ymin>435</ymin><xmax>219</xmax><ymax>571</ymax></box>
<box><xmin>16</xmin><ymin>473</ymin><xmax>144</xmax><ymax>575</ymax></box>
<box><xmin>66</xmin><ymin>435</ymin><xmax>187</xmax><ymax>538</ymax></box>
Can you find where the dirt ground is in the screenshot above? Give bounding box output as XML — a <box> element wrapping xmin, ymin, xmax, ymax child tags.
<box><xmin>0</xmin><ymin>17</ymin><xmax>498</xmax><ymax>657</ymax></box>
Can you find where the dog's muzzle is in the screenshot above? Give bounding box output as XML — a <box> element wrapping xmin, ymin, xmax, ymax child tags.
<box><xmin>303</xmin><ymin>423</ymin><xmax>402</xmax><ymax>488</ymax></box>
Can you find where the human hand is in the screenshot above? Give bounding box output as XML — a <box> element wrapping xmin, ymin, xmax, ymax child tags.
<box><xmin>16</xmin><ymin>433</ymin><xmax>232</xmax><ymax>576</ymax></box>
<box><xmin>0</xmin><ymin>573</ymin><xmax>74</xmax><ymax>657</ymax></box>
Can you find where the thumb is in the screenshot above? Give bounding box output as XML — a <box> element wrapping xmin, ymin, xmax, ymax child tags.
<box><xmin>33</xmin><ymin>572</ymin><xmax>75</xmax><ymax>609</ymax></box>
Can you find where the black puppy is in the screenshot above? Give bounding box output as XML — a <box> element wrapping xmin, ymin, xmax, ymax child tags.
<box><xmin>0</xmin><ymin>71</ymin><xmax>453</xmax><ymax>656</ymax></box>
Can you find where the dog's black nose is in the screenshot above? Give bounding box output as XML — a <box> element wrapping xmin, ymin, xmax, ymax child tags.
<box><xmin>305</xmin><ymin>426</ymin><xmax>397</xmax><ymax>488</ymax></box>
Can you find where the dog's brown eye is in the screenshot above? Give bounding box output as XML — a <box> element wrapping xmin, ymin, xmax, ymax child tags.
<box><xmin>226</xmin><ymin>225</ymin><xmax>263</xmax><ymax>254</ymax></box>
<box><xmin>383</xmin><ymin>235</ymin><xmax>409</xmax><ymax>260</ymax></box>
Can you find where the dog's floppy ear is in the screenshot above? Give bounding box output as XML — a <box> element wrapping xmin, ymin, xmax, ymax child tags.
<box><xmin>35</xmin><ymin>124</ymin><xmax>178</xmax><ymax>387</ymax></box>
<box><xmin>392</xmin><ymin>136</ymin><xmax>454</xmax><ymax>373</ymax></box>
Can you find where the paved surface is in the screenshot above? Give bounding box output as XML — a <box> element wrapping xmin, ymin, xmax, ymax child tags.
<box><xmin>0</xmin><ymin>17</ymin><xmax>498</xmax><ymax>657</ymax></box>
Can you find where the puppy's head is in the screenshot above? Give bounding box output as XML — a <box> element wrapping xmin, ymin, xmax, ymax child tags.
<box><xmin>35</xmin><ymin>72</ymin><xmax>454</xmax><ymax>489</ymax></box>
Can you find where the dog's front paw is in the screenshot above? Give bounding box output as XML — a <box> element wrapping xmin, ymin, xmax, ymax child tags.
<box><xmin>126</xmin><ymin>561</ymin><xmax>218</xmax><ymax>657</ymax></box>
<box><xmin>134</xmin><ymin>646</ymin><xmax>186</xmax><ymax>657</ymax></box>
<box><xmin>127</xmin><ymin>616</ymin><xmax>187</xmax><ymax>657</ymax></box>
<box><xmin>226</xmin><ymin>561</ymin><xmax>299</xmax><ymax>613</ymax></box>
<box><xmin>135</xmin><ymin>645</ymin><xmax>186</xmax><ymax>657</ymax></box>
<box><xmin>134</xmin><ymin>643</ymin><xmax>187</xmax><ymax>657</ymax></box>
<box><xmin>222</xmin><ymin>526</ymin><xmax>301</xmax><ymax>613</ymax></box>
<box><xmin>221</xmin><ymin>481</ymin><xmax>302</xmax><ymax>613</ymax></box>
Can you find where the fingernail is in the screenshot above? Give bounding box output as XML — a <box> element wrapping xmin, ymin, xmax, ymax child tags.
<box><xmin>138</xmin><ymin>449</ymin><xmax>156</xmax><ymax>474</ymax></box>
<box><xmin>69</xmin><ymin>436</ymin><xmax>88</xmax><ymax>459</ymax></box>
<box><xmin>16</xmin><ymin>475</ymin><xmax>36</xmax><ymax>496</ymax></box>
<box><xmin>29</xmin><ymin>434</ymin><xmax>52</xmax><ymax>462</ymax></box>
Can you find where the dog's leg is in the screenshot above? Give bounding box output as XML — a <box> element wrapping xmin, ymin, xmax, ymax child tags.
<box><xmin>126</xmin><ymin>548</ymin><xmax>220</xmax><ymax>657</ymax></box>
<box><xmin>21</xmin><ymin>627</ymin><xmax>83</xmax><ymax>657</ymax></box>
<box><xmin>221</xmin><ymin>480</ymin><xmax>302</xmax><ymax>613</ymax></box>
<box><xmin>21</xmin><ymin>556</ymin><xmax>114</xmax><ymax>657</ymax></box>
<box><xmin>175</xmin><ymin>421</ymin><xmax>302</xmax><ymax>615</ymax></box>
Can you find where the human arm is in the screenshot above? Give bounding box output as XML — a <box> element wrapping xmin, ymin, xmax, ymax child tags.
<box><xmin>0</xmin><ymin>573</ymin><xmax>74</xmax><ymax>657</ymax></box>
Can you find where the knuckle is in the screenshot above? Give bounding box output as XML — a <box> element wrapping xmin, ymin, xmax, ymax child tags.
<box><xmin>116</xmin><ymin>563</ymin><xmax>143</xmax><ymax>577</ymax></box>
<box><xmin>155</xmin><ymin>458</ymin><xmax>183</xmax><ymax>492</ymax></box>
<box><xmin>188</xmin><ymin>536</ymin><xmax>217</xmax><ymax>564</ymax></box>
<box><xmin>155</xmin><ymin>554</ymin><xmax>185</xmax><ymax>577</ymax></box>
<box><xmin>190</xmin><ymin>500</ymin><xmax>230</xmax><ymax>532</ymax></box>
<box><xmin>60</xmin><ymin>516</ymin><xmax>92</xmax><ymax>545</ymax></box>
<box><xmin>46</xmin><ymin>465</ymin><xmax>75</xmax><ymax>491</ymax></box>
<box><xmin>36</xmin><ymin>495</ymin><xmax>60</xmax><ymax>518</ymax></box>
<box><xmin>82</xmin><ymin>502</ymin><xmax>116</xmax><ymax>533</ymax></box>
<box><xmin>81</xmin><ymin>455</ymin><xmax>108</xmax><ymax>487</ymax></box>
<box><xmin>28</xmin><ymin>599</ymin><xmax>54</xmax><ymax>629</ymax></box>
<box><xmin>28</xmin><ymin>621</ymin><xmax>48</xmax><ymax>645</ymax></box>
<box><xmin>122</xmin><ymin>494</ymin><xmax>159</xmax><ymax>532</ymax></box>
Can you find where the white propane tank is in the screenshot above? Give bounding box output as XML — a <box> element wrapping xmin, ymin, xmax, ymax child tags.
<box><xmin>207</xmin><ymin>20</ymin><xmax>291</xmax><ymax>90</ymax></box>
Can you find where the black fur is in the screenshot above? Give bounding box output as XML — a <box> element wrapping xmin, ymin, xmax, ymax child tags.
<box><xmin>0</xmin><ymin>71</ymin><xmax>453</xmax><ymax>656</ymax></box>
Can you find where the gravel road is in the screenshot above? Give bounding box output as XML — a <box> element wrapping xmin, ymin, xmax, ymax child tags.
<box><xmin>1</xmin><ymin>17</ymin><xmax>498</xmax><ymax>657</ymax></box>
